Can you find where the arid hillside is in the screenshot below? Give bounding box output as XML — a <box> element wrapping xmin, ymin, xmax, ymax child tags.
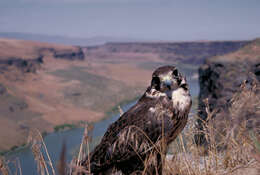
<box><xmin>0</xmin><ymin>38</ymin><xmax>249</xmax><ymax>152</ymax></box>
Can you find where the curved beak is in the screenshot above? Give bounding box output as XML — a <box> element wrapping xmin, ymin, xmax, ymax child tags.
<box><xmin>162</xmin><ymin>76</ymin><xmax>172</xmax><ymax>90</ymax></box>
<box><xmin>164</xmin><ymin>79</ymin><xmax>172</xmax><ymax>88</ymax></box>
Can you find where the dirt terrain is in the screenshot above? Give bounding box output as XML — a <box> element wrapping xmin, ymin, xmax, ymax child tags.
<box><xmin>0</xmin><ymin>38</ymin><xmax>248</xmax><ymax>152</ymax></box>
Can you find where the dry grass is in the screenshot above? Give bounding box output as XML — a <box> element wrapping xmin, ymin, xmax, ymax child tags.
<box><xmin>27</xmin><ymin>129</ymin><xmax>56</xmax><ymax>175</ymax></box>
<box><xmin>0</xmin><ymin>156</ymin><xmax>10</xmax><ymax>175</ymax></box>
<box><xmin>162</xmin><ymin>81</ymin><xmax>260</xmax><ymax>175</ymax></box>
<box><xmin>163</xmin><ymin>116</ymin><xmax>259</xmax><ymax>175</ymax></box>
<box><xmin>1</xmin><ymin>83</ymin><xmax>260</xmax><ymax>175</ymax></box>
<box><xmin>71</xmin><ymin>82</ymin><xmax>260</xmax><ymax>175</ymax></box>
<box><xmin>70</xmin><ymin>124</ymin><xmax>94</xmax><ymax>175</ymax></box>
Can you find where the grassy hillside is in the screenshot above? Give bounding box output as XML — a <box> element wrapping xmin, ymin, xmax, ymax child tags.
<box><xmin>0</xmin><ymin>38</ymin><xmax>153</xmax><ymax>152</ymax></box>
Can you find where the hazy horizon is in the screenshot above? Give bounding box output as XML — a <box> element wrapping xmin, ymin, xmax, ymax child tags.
<box><xmin>1</xmin><ymin>0</ymin><xmax>260</xmax><ymax>41</ymax></box>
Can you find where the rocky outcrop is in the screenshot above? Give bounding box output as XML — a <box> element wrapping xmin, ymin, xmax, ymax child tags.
<box><xmin>0</xmin><ymin>56</ymin><xmax>43</xmax><ymax>73</ymax></box>
<box><xmin>38</xmin><ymin>47</ymin><xmax>84</xmax><ymax>60</ymax></box>
<box><xmin>197</xmin><ymin>61</ymin><xmax>255</xmax><ymax>118</ymax></box>
<box><xmin>196</xmin><ymin>40</ymin><xmax>260</xmax><ymax>145</ymax></box>
<box><xmin>53</xmin><ymin>47</ymin><xmax>84</xmax><ymax>60</ymax></box>
<box><xmin>0</xmin><ymin>47</ymin><xmax>84</xmax><ymax>74</ymax></box>
<box><xmin>254</xmin><ymin>63</ymin><xmax>260</xmax><ymax>81</ymax></box>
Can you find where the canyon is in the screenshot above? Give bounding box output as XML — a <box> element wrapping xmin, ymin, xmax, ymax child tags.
<box><xmin>0</xmin><ymin>37</ymin><xmax>249</xmax><ymax>152</ymax></box>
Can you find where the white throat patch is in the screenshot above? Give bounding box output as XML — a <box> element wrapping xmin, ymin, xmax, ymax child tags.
<box><xmin>171</xmin><ymin>88</ymin><xmax>191</xmax><ymax>112</ymax></box>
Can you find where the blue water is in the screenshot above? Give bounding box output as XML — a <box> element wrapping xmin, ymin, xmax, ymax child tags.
<box><xmin>6</xmin><ymin>102</ymin><xmax>136</xmax><ymax>175</ymax></box>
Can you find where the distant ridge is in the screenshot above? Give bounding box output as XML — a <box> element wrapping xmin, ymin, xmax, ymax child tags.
<box><xmin>0</xmin><ymin>32</ymin><xmax>140</xmax><ymax>46</ymax></box>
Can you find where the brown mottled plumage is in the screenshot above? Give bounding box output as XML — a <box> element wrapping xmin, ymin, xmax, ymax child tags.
<box><xmin>81</xmin><ymin>66</ymin><xmax>192</xmax><ymax>175</ymax></box>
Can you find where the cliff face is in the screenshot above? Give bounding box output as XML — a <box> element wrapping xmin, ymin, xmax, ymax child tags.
<box><xmin>53</xmin><ymin>48</ymin><xmax>84</xmax><ymax>60</ymax></box>
<box><xmin>0</xmin><ymin>38</ymin><xmax>84</xmax><ymax>74</ymax></box>
<box><xmin>196</xmin><ymin>39</ymin><xmax>260</xmax><ymax>145</ymax></box>
<box><xmin>85</xmin><ymin>41</ymin><xmax>249</xmax><ymax>65</ymax></box>
<box><xmin>0</xmin><ymin>56</ymin><xmax>43</xmax><ymax>73</ymax></box>
<box><xmin>39</xmin><ymin>47</ymin><xmax>84</xmax><ymax>60</ymax></box>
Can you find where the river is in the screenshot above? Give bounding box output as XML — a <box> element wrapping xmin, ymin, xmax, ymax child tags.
<box><xmin>6</xmin><ymin>79</ymin><xmax>199</xmax><ymax>174</ymax></box>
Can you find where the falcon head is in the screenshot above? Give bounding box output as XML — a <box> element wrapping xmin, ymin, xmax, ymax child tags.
<box><xmin>149</xmin><ymin>65</ymin><xmax>188</xmax><ymax>99</ymax></box>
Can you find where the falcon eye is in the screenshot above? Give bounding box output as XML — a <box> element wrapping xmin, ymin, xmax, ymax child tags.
<box><xmin>151</xmin><ymin>77</ymin><xmax>161</xmax><ymax>91</ymax></box>
<box><xmin>172</xmin><ymin>69</ymin><xmax>178</xmax><ymax>76</ymax></box>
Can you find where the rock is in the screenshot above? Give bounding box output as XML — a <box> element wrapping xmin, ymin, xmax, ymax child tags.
<box><xmin>196</xmin><ymin>55</ymin><xmax>260</xmax><ymax>145</ymax></box>
<box><xmin>198</xmin><ymin>60</ymin><xmax>251</xmax><ymax>117</ymax></box>
<box><xmin>53</xmin><ymin>47</ymin><xmax>84</xmax><ymax>60</ymax></box>
<box><xmin>0</xmin><ymin>55</ymin><xmax>43</xmax><ymax>73</ymax></box>
<box><xmin>0</xmin><ymin>46</ymin><xmax>85</xmax><ymax>74</ymax></box>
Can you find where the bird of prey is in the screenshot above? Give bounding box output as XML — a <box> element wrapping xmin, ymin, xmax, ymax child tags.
<box><xmin>81</xmin><ymin>65</ymin><xmax>192</xmax><ymax>175</ymax></box>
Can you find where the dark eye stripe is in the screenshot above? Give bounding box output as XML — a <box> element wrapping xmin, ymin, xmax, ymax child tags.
<box><xmin>151</xmin><ymin>77</ymin><xmax>161</xmax><ymax>91</ymax></box>
<box><xmin>172</xmin><ymin>69</ymin><xmax>178</xmax><ymax>76</ymax></box>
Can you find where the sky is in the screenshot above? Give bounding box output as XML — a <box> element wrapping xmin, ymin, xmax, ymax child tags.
<box><xmin>1</xmin><ymin>0</ymin><xmax>260</xmax><ymax>41</ymax></box>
